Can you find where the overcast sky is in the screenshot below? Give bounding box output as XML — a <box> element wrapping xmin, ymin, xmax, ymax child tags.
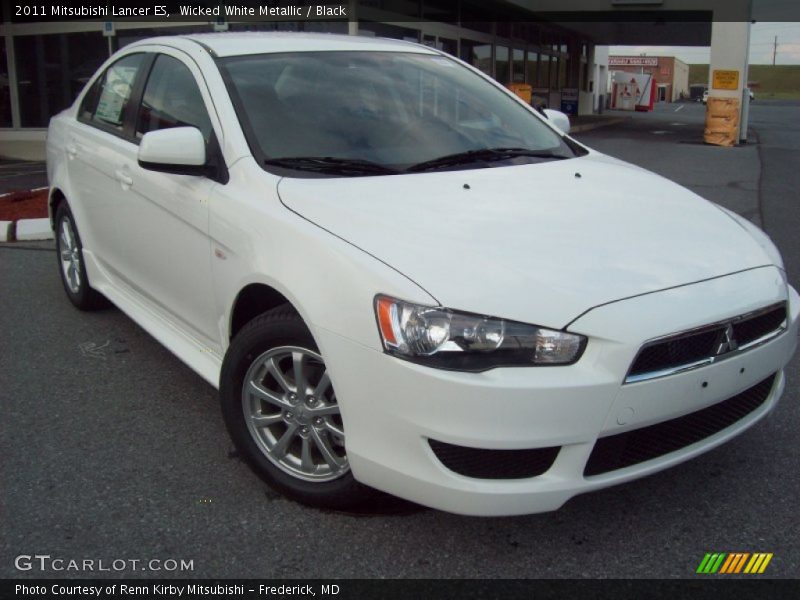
<box><xmin>609</xmin><ymin>22</ymin><xmax>800</xmax><ymax>65</ymax></box>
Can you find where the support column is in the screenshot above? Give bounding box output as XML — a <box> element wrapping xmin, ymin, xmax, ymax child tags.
<box><xmin>348</xmin><ymin>0</ymin><xmax>358</xmax><ymax>36</ymax></box>
<box><xmin>2</xmin><ymin>4</ymin><xmax>21</xmax><ymax>129</ymax></box>
<box><xmin>706</xmin><ymin>21</ymin><xmax>750</xmax><ymax>144</ymax></box>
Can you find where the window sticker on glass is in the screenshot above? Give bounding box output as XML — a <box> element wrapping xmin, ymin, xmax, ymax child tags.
<box><xmin>94</xmin><ymin>65</ymin><xmax>138</xmax><ymax>126</ymax></box>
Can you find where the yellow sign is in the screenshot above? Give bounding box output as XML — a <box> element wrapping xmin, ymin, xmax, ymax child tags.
<box><xmin>712</xmin><ymin>70</ymin><xmax>740</xmax><ymax>90</ymax></box>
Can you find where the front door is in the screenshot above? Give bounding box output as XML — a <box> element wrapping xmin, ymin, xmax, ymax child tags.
<box><xmin>115</xmin><ymin>51</ymin><xmax>223</xmax><ymax>353</ymax></box>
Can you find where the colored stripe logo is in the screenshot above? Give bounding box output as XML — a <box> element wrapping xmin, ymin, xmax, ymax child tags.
<box><xmin>696</xmin><ymin>552</ymin><xmax>773</xmax><ymax>574</ymax></box>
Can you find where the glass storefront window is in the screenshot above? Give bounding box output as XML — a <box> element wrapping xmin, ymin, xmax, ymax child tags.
<box><xmin>525</xmin><ymin>50</ymin><xmax>539</xmax><ymax>87</ymax></box>
<box><xmin>495</xmin><ymin>45</ymin><xmax>509</xmax><ymax>84</ymax></box>
<box><xmin>14</xmin><ymin>32</ymin><xmax>107</xmax><ymax>128</ymax></box>
<box><xmin>460</xmin><ymin>39</ymin><xmax>492</xmax><ymax>76</ymax></box>
<box><xmin>0</xmin><ymin>42</ymin><xmax>11</xmax><ymax>126</ymax></box>
<box><xmin>422</xmin><ymin>35</ymin><xmax>456</xmax><ymax>55</ymax></box>
<box><xmin>512</xmin><ymin>48</ymin><xmax>524</xmax><ymax>83</ymax></box>
<box><xmin>358</xmin><ymin>22</ymin><xmax>419</xmax><ymax>42</ymax></box>
<box><xmin>559</xmin><ymin>54</ymin><xmax>568</xmax><ymax>89</ymax></box>
<box><xmin>117</xmin><ymin>25</ymin><xmax>213</xmax><ymax>48</ymax></box>
<box><xmin>539</xmin><ymin>52</ymin><xmax>550</xmax><ymax>89</ymax></box>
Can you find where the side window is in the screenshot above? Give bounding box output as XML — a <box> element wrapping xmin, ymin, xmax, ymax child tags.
<box><xmin>85</xmin><ymin>54</ymin><xmax>145</xmax><ymax>133</ymax></box>
<box><xmin>78</xmin><ymin>77</ymin><xmax>102</xmax><ymax>122</ymax></box>
<box><xmin>136</xmin><ymin>55</ymin><xmax>214</xmax><ymax>143</ymax></box>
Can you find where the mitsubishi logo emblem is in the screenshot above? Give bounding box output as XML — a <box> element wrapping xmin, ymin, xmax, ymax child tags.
<box><xmin>715</xmin><ymin>324</ymin><xmax>739</xmax><ymax>355</ymax></box>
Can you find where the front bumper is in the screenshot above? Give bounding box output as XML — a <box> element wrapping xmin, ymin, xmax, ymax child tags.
<box><xmin>314</xmin><ymin>268</ymin><xmax>799</xmax><ymax>516</ymax></box>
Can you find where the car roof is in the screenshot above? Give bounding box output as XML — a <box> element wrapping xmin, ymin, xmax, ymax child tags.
<box><xmin>140</xmin><ymin>32</ymin><xmax>440</xmax><ymax>58</ymax></box>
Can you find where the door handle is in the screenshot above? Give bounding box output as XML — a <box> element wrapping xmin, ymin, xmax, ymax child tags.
<box><xmin>115</xmin><ymin>170</ymin><xmax>133</xmax><ymax>187</ymax></box>
<box><xmin>66</xmin><ymin>143</ymin><xmax>78</xmax><ymax>158</ymax></box>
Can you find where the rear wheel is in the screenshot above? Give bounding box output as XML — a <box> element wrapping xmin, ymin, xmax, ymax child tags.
<box><xmin>220</xmin><ymin>305</ymin><xmax>377</xmax><ymax>509</ymax></box>
<box><xmin>54</xmin><ymin>201</ymin><xmax>107</xmax><ymax>311</ymax></box>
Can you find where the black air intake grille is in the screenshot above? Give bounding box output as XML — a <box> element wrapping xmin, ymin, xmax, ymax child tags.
<box><xmin>732</xmin><ymin>305</ymin><xmax>787</xmax><ymax>346</ymax></box>
<box><xmin>585</xmin><ymin>374</ymin><xmax>776</xmax><ymax>477</ymax></box>
<box><xmin>429</xmin><ymin>440</ymin><xmax>559</xmax><ymax>480</ymax></box>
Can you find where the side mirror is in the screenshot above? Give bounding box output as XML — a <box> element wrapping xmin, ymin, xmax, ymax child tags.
<box><xmin>542</xmin><ymin>109</ymin><xmax>571</xmax><ymax>134</ymax></box>
<box><xmin>138</xmin><ymin>127</ymin><xmax>208</xmax><ymax>176</ymax></box>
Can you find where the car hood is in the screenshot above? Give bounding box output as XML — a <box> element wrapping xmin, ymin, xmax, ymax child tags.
<box><xmin>277</xmin><ymin>154</ymin><xmax>772</xmax><ymax>329</ymax></box>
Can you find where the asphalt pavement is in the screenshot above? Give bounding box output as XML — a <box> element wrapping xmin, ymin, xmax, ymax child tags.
<box><xmin>1</xmin><ymin>100</ymin><xmax>798</xmax><ymax>579</ymax></box>
<box><xmin>0</xmin><ymin>160</ymin><xmax>48</xmax><ymax>194</ymax></box>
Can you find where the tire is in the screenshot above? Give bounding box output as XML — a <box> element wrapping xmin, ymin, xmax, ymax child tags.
<box><xmin>220</xmin><ymin>305</ymin><xmax>378</xmax><ymax>509</ymax></box>
<box><xmin>54</xmin><ymin>201</ymin><xmax>108</xmax><ymax>311</ymax></box>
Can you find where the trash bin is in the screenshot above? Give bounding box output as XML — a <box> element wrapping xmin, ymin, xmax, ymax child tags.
<box><xmin>704</xmin><ymin>97</ymin><xmax>740</xmax><ymax>147</ymax></box>
<box><xmin>506</xmin><ymin>83</ymin><xmax>532</xmax><ymax>105</ymax></box>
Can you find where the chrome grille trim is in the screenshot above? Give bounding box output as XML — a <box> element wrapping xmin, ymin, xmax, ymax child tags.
<box><xmin>624</xmin><ymin>302</ymin><xmax>787</xmax><ymax>384</ymax></box>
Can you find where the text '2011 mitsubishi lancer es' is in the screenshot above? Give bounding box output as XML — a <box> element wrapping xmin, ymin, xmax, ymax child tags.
<box><xmin>46</xmin><ymin>32</ymin><xmax>798</xmax><ymax>516</ymax></box>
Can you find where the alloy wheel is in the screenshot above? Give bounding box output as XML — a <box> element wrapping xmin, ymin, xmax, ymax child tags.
<box><xmin>242</xmin><ymin>346</ymin><xmax>348</xmax><ymax>482</ymax></box>
<box><xmin>59</xmin><ymin>216</ymin><xmax>81</xmax><ymax>294</ymax></box>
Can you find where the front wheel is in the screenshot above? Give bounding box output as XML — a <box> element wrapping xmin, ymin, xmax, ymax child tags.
<box><xmin>219</xmin><ymin>305</ymin><xmax>377</xmax><ymax>509</ymax></box>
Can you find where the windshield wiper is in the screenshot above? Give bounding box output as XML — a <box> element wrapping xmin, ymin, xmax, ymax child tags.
<box><xmin>406</xmin><ymin>147</ymin><xmax>570</xmax><ymax>173</ymax></box>
<box><xmin>264</xmin><ymin>156</ymin><xmax>399</xmax><ymax>176</ymax></box>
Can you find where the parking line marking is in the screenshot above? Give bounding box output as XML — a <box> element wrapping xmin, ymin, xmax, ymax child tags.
<box><xmin>674</xmin><ymin>105</ymin><xmax>685</xmax><ymax>112</ymax></box>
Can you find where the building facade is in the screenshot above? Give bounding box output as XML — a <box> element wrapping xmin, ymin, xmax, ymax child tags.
<box><xmin>608</xmin><ymin>55</ymin><xmax>690</xmax><ymax>103</ymax></box>
<box><xmin>0</xmin><ymin>1</ymin><xmax>608</xmax><ymax>159</ymax></box>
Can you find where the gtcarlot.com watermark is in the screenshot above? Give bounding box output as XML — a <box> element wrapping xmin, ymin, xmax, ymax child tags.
<box><xmin>14</xmin><ymin>554</ymin><xmax>194</xmax><ymax>573</ymax></box>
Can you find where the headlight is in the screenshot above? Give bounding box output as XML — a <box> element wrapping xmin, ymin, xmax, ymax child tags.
<box><xmin>374</xmin><ymin>295</ymin><xmax>586</xmax><ymax>371</ymax></box>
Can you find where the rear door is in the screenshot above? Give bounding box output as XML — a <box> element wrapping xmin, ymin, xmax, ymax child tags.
<box><xmin>67</xmin><ymin>52</ymin><xmax>150</xmax><ymax>274</ymax></box>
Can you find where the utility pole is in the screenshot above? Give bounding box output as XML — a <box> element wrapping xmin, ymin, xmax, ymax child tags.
<box><xmin>773</xmin><ymin>36</ymin><xmax>778</xmax><ymax>66</ymax></box>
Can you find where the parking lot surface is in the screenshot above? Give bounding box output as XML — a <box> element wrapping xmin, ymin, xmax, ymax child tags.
<box><xmin>1</xmin><ymin>101</ymin><xmax>798</xmax><ymax>579</ymax></box>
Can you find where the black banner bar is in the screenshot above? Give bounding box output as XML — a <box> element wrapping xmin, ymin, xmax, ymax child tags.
<box><xmin>6</xmin><ymin>0</ymin><xmax>800</xmax><ymax>24</ymax></box>
<box><xmin>4</xmin><ymin>579</ymin><xmax>800</xmax><ymax>600</ymax></box>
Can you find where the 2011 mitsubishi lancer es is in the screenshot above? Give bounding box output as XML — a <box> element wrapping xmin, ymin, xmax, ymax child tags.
<box><xmin>46</xmin><ymin>32</ymin><xmax>798</xmax><ymax>516</ymax></box>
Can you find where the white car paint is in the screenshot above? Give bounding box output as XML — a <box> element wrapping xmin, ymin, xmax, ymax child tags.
<box><xmin>278</xmin><ymin>156</ymin><xmax>774</xmax><ymax>329</ymax></box>
<box><xmin>543</xmin><ymin>108</ymin><xmax>571</xmax><ymax>133</ymax></box>
<box><xmin>46</xmin><ymin>33</ymin><xmax>798</xmax><ymax>516</ymax></box>
<box><xmin>138</xmin><ymin>126</ymin><xmax>206</xmax><ymax>166</ymax></box>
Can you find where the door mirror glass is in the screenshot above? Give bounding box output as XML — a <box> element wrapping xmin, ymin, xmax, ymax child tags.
<box><xmin>138</xmin><ymin>126</ymin><xmax>207</xmax><ymax>175</ymax></box>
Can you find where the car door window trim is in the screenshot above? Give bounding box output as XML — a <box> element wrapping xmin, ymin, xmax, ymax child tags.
<box><xmin>76</xmin><ymin>52</ymin><xmax>154</xmax><ymax>146</ymax></box>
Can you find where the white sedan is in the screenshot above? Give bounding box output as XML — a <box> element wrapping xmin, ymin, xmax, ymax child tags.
<box><xmin>46</xmin><ymin>33</ymin><xmax>798</xmax><ymax>516</ymax></box>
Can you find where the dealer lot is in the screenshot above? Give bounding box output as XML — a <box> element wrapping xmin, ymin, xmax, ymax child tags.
<box><xmin>1</xmin><ymin>100</ymin><xmax>798</xmax><ymax>578</ymax></box>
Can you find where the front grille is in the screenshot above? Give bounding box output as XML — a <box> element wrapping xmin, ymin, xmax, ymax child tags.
<box><xmin>584</xmin><ymin>374</ymin><xmax>776</xmax><ymax>477</ymax></box>
<box><xmin>732</xmin><ymin>305</ymin><xmax>787</xmax><ymax>346</ymax></box>
<box><xmin>627</xmin><ymin>303</ymin><xmax>787</xmax><ymax>382</ymax></box>
<box><xmin>429</xmin><ymin>440</ymin><xmax>559</xmax><ymax>480</ymax></box>
<box><xmin>630</xmin><ymin>329</ymin><xmax>719</xmax><ymax>377</ymax></box>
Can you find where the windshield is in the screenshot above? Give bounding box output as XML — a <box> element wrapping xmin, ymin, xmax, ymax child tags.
<box><xmin>219</xmin><ymin>51</ymin><xmax>580</xmax><ymax>176</ymax></box>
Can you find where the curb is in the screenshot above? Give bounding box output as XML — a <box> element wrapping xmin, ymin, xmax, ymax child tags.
<box><xmin>15</xmin><ymin>218</ymin><xmax>53</xmax><ymax>241</ymax></box>
<box><xmin>570</xmin><ymin>117</ymin><xmax>629</xmax><ymax>134</ymax></box>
